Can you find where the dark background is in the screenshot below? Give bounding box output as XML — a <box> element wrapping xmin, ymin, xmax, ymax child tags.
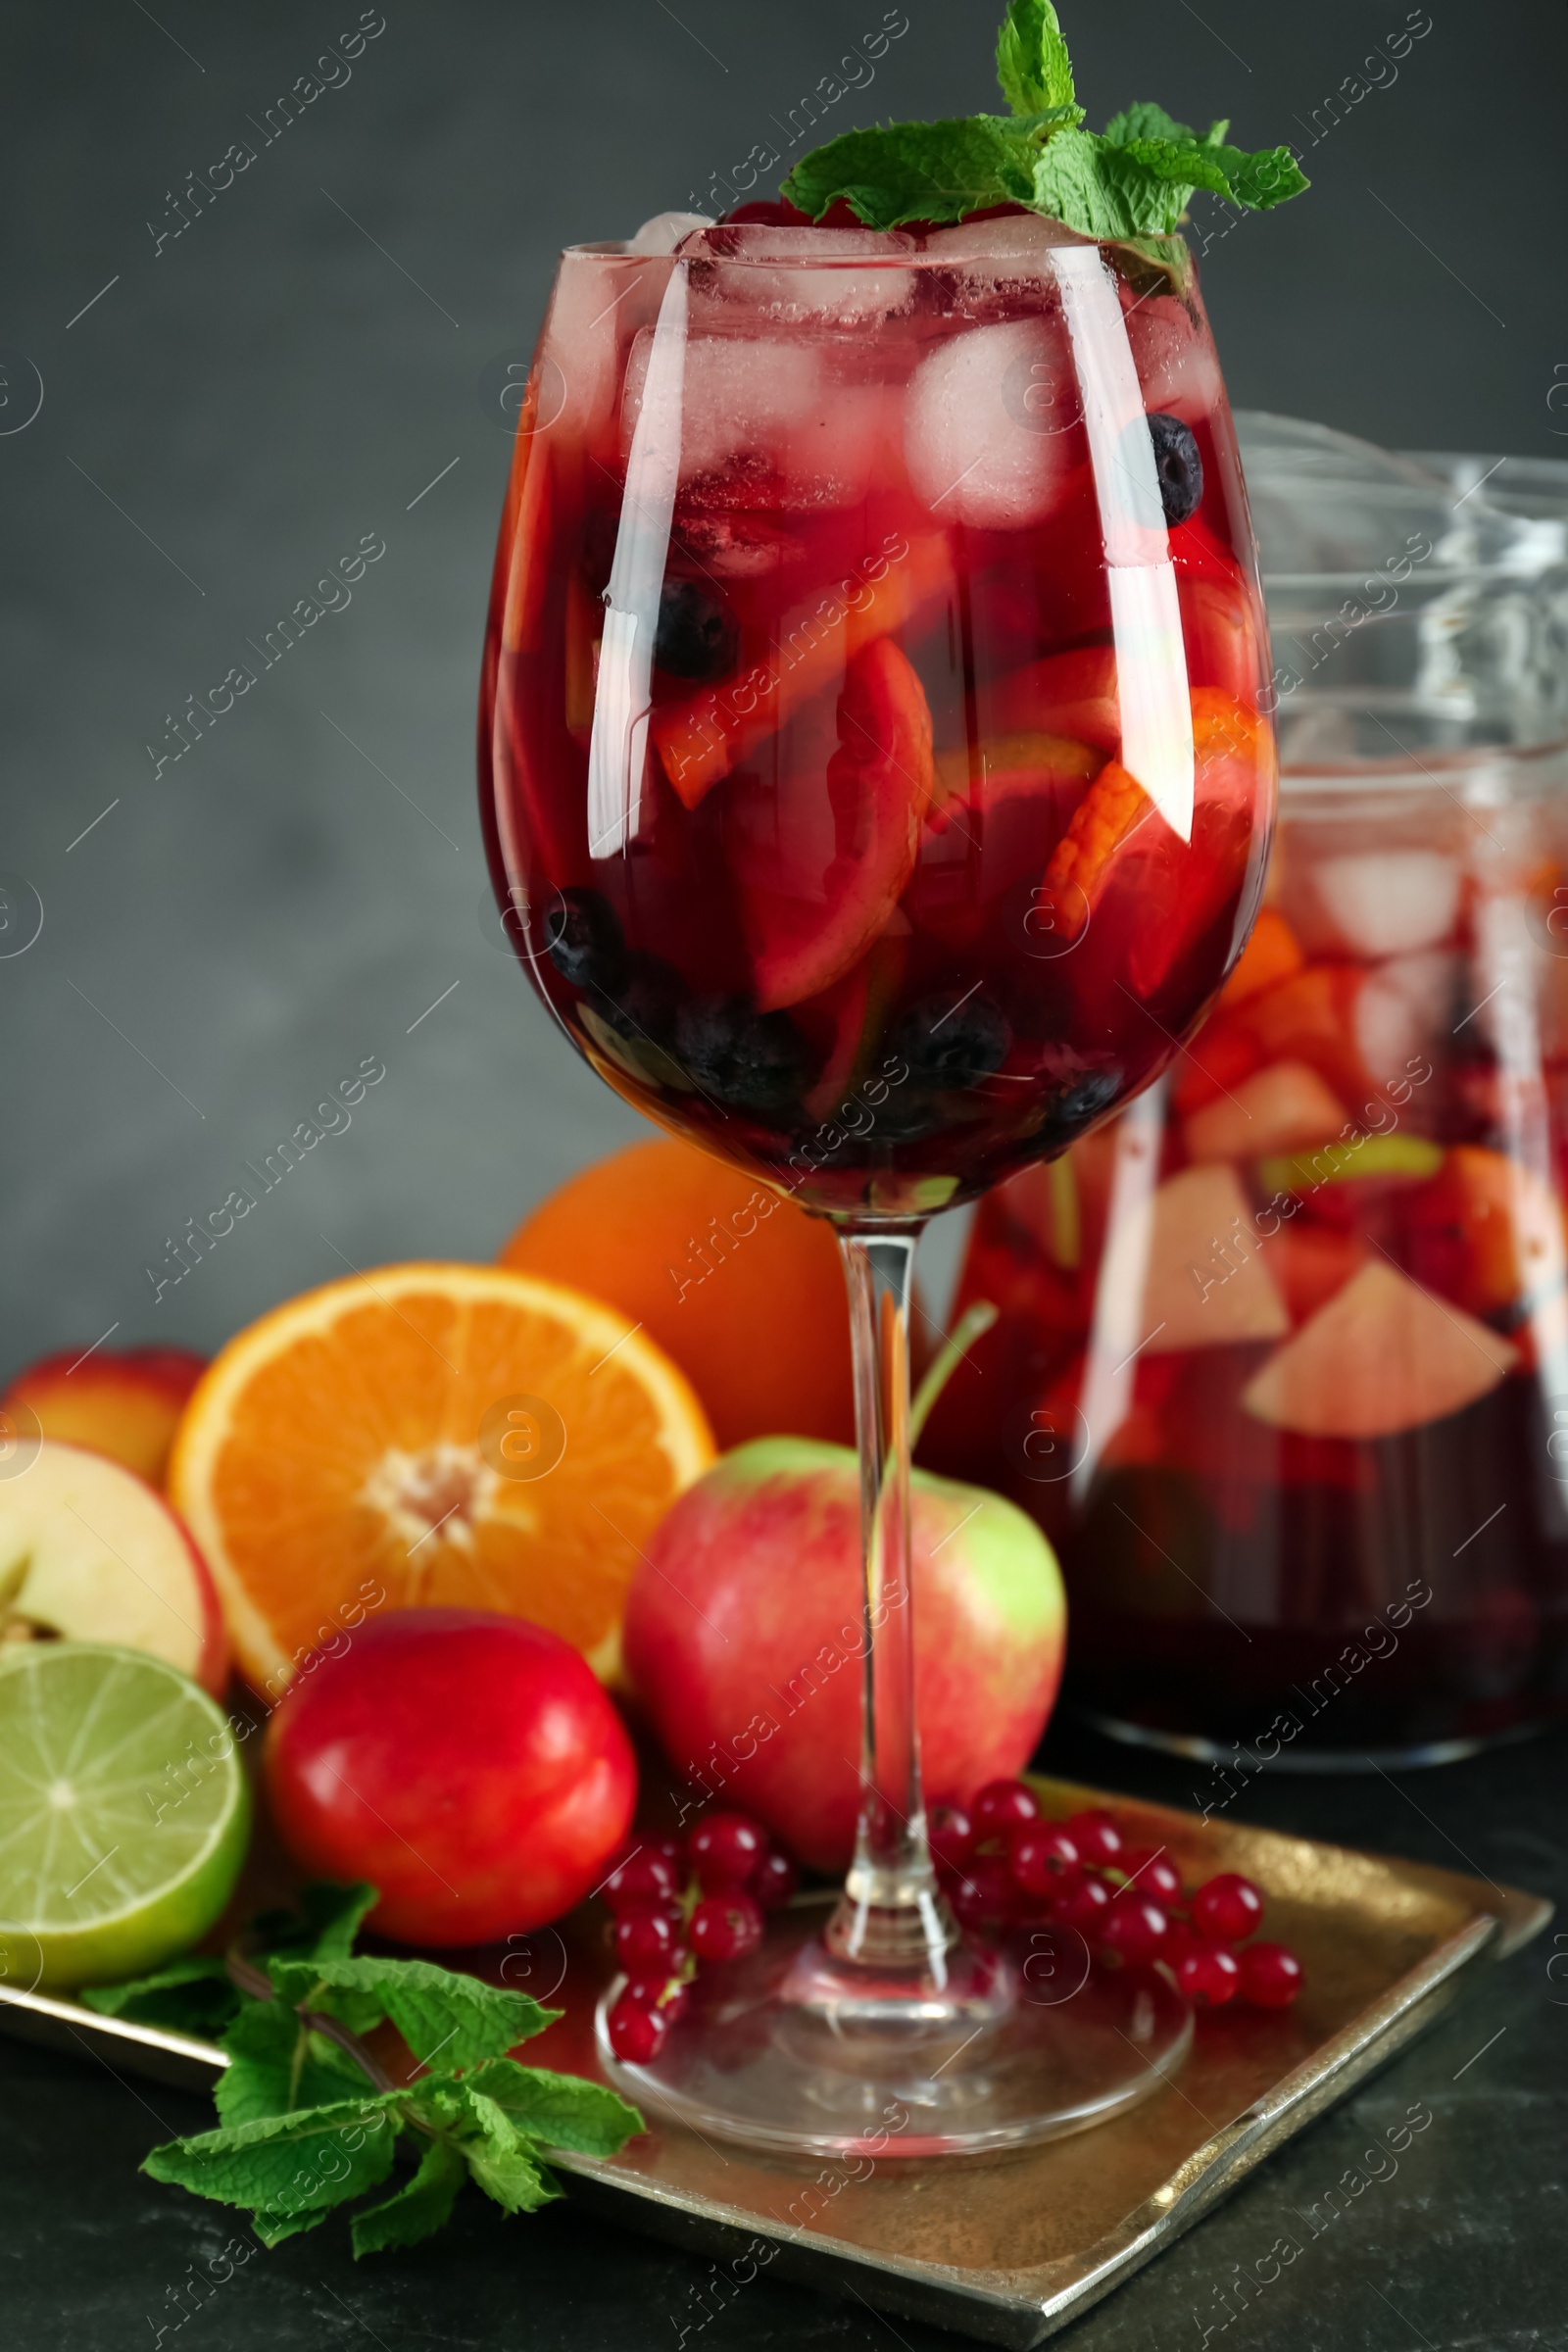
<box><xmin>3</xmin><ymin>2</ymin><xmax>1567</xmax><ymax>2347</ymax></box>
<box><xmin>3</xmin><ymin>0</ymin><xmax>1566</xmax><ymax>1364</ymax></box>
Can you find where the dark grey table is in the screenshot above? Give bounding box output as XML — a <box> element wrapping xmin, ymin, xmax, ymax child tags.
<box><xmin>4</xmin><ymin>1710</ymin><xmax>1563</xmax><ymax>2352</ymax></box>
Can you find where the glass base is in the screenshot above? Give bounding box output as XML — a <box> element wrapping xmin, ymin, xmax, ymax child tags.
<box><xmin>596</xmin><ymin>1908</ymin><xmax>1193</xmax><ymax>2159</ymax></box>
<box><xmin>1080</xmin><ymin>1707</ymin><xmax>1560</xmax><ymax>1774</ymax></box>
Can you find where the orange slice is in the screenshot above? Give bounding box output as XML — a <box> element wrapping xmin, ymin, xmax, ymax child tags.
<box><xmin>168</xmin><ymin>1263</ymin><xmax>714</xmax><ymax>1693</ymax></box>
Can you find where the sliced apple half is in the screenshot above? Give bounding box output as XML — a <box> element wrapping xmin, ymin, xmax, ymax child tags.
<box><xmin>0</xmin><ymin>1441</ymin><xmax>227</xmax><ymax>1693</ymax></box>
<box><xmin>1241</xmin><ymin>1259</ymin><xmax>1517</xmax><ymax>1440</ymax></box>
<box><xmin>1184</xmin><ymin>1059</ymin><xmax>1348</xmax><ymax>1164</ymax></box>
<box><xmin>1104</xmin><ymin>1162</ymin><xmax>1289</xmax><ymax>1355</ymax></box>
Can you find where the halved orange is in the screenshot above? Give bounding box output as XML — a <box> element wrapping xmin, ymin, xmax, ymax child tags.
<box><xmin>168</xmin><ymin>1263</ymin><xmax>714</xmax><ymax>1693</ymax></box>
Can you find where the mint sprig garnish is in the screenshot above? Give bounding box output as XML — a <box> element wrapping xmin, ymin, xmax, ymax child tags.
<box><xmin>779</xmin><ymin>0</ymin><xmax>1306</xmax><ymax>242</ymax></box>
<box><xmin>88</xmin><ymin>1882</ymin><xmax>642</xmax><ymax>2258</ymax></box>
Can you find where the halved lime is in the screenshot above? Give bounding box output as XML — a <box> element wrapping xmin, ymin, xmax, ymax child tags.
<box><xmin>0</xmin><ymin>1643</ymin><xmax>250</xmax><ymax>1989</ymax></box>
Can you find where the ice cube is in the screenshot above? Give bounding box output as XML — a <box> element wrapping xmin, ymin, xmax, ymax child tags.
<box><xmin>904</xmin><ymin>318</ymin><xmax>1079</xmax><ymax>530</ymax></box>
<box><xmin>678</xmin><ymin>222</ymin><xmax>917</xmax><ymax>327</ymax></box>
<box><xmin>1123</xmin><ymin>295</ymin><xmax>1223</xmax><ymax>425</ymax></box>
<box><xmin>1355</xmin><ymin>949</ymin><xmax>1459</xmax><ymax>1083</ymax></box>
<box><xmin>922</xmin><ymin>214</ymin><xmax>1086</xmax><ymax>317</ymax></box>
<box><xmin>621</xmin><ymin>331</ymin><xmax>884</xmax><ymax>509</ymax></box>
<box><xmin>630</xmin><ymin>211</ymin><xmax>714</xmax><ymax>256</ymax></box>
<box><xmin>1295</xmin><ymin>849</ymin><xmax>1462</xmax><ymax>959</ymax></box>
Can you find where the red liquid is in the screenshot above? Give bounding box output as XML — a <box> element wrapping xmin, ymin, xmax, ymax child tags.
<box><xmin>924</xmin><ymin>834</ymin><xmax>1568</xmax><ymax>1757</ymax></box>
<box><xmin>480</xmin><ymin>227</ymin><xmax>1276</xmax><ymax>1215</ymax></box>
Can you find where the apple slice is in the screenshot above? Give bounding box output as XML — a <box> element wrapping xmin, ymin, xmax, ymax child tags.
<box><xmin>1241</xmin><ymin>1260</ymin><xmax>1517</xmax><ymax>1440</ymax></box>
<box><xmin>1104</xmin><ymin>1163</ymin><xmax>1289</xmax><ymax>1355</ymax></box>
<box><xmin>0</xmin><ymin>1441</ymin><xmax>227</xmax><ymax>1693</ymax></box>
<box><xmin>732</xmin><ymin>637</ymin><xmax>934</xmax><ymax>1011</ymax></box>
<box><xmin>1185</xmin><ymin>1060</ymin><xmax>1348</xmax><ymax>1164</ymax></box>
<box><xmin>3</xmin><ymin>1345</ymin><xmax>206</xmax><ymax>1490</ymax></box>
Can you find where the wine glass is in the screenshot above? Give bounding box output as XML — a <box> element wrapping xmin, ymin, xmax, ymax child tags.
<box><xmin>479</xmin><ymin>214</ymin><xmax>1276</xmax><ymax>2155</ymax></box>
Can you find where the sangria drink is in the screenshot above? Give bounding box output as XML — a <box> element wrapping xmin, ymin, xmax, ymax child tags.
<box><xmin>477</xmin><ymin>0</ymin><xmax>1307</xmax><ymax>2156</ymax></box>
<box><xmin>480</xmin><ymin>219</ymin><xmax>1275</xmax><ymax>1219</ymax></box>
<box><xmin>930</xmin><ymin>703</ymin><xmax>1568</xmax><ymax>1763</ymax></box>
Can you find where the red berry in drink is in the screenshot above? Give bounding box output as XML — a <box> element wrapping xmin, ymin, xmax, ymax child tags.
<box><xmin>750</xmin><ymin>1846</ymin><xmax>798</xmax><ymax>1910</ymax></box>
<box><xmin>1190</xmin><ymin>1873</ymin><xmax>1265</xmax><ymax>1945</ymax></box>
<box><xmin>971</xmin><ymin>1779</ymin><xmax>1040</xmax><ymax>1839</ymax></box>
<box><xmin>928</xmin><ymin>1802</ymin><xmax>975</xmax><ymax>1873</ymax></box>
<box><xmin>613</xmin><ymin>1903</ymin><xmax>685</xmax><ymax>1973</ymax></box>
<box><xmin>1101</xmin><ymin>1895</ymin><xmax>1170</xmax><ymax>1966</ymax></box>
<box><xmin>1238</xmin><ymin>1941</ymin><xmax>1303</xmax><ymax>2008</ymax></box>
<box><xmin>689</xmin><ymin>1811</ymin><xmax>768</xmax><ymax>1889</ymax></box>
<box><xmin>1063</xmin><ymin>1809</ymin><xmax>1124</xmax><ymax>1867</ymax></box>
<box><xmin>690</xmin><ymin>1890</ymin><xmax>764</xmax><ymax>1961</ymax></box>
<box><xmin>1007</xmin><ymin>1823</ymin><xmax>1081</xmax><ymax>1900</ymax></box>
<box><xmin>607</xmin><ymin>1988</ymin><xmax>668</xmax><ymax>2063</ymax></box>
<box><xmin>1174</xmin><ymin>1942</ymin><xmax>1241</xmax><ymax>2007</ymax></box>
<box><xmin>1055</xmin><ymin>1874</ymin><xmax>1112</xmax><ymax>1936</ymax></box>
<box><xmin>603</xmin><ymin>1847</ymin><xmax>682</xmax><ymax>1913</ymax></box>
<box><xmin>949</xmin><ymin>1855</ymin><xmax>1014</xmax><ymax>1930</ymax></box>
<box><xmin>1117</xmin><ymin>1848</ymin><xmax>1183</xmax><ymax>1907</ymax></box>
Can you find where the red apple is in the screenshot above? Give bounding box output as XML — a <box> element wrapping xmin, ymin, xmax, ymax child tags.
<box><xmin>0</xmin><ymin>1439</ymin><xmax>226</xmax><ymax>1693</ymax></box>
<box><xmin>265</xmin><ymin>1608</ymin><xmax>638</xmax><ymax>1945</ymax></box>
<box><xmin>623</xmin><ymin>1440</ymin><xmax>1065</xmax><ymax>1872</ymax></box>
<box><xmin>2</xmin><ymin>1345</ymin><xmax>207</xmax><ymax>1490</ymax></box>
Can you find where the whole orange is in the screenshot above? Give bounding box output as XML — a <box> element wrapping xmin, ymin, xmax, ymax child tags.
<box><xmin>499</xmin><ymin>1139</ymin><xmax>856</xmax><ymax>1449</ymax></box>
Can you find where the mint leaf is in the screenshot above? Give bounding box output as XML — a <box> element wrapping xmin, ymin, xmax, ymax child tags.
<box><xmin>268</xmin><ymin>1954</ymin><xmax>558</xmax><ymax>2072</ymax></box>
<box><xmin>460</xmin><ymin>2058</ymin><xmax>643</xmax><ymax>2158</ymax></box>
<box><xmin>252</xmin><ymin>2206</ymin><xmax>330</xmax><ymax>2248</ymax></box>
<box><xmin>443</xmin><ymin>2083</ymin><xmax>561</xmax><ymax>2216</ymax></box>
<box><xmin>295</xmin><ymin>1882</ymin><xmax>379</xmax><ymax>1960</ymax></box>
<box><xmin>351</xmin><ymin>2138</ymin><xmax>466</xmax><ymax>2256</ymax></box>
<box><xmin>780</xmin><ymin>117</ymin><xmax>1034</xmax><ymax>230</ymax></box>
<box><xmin>778</xmin><ymin>3</ymin><xmax>1308</xmax><ymax>245</ymax></box>
<box><xmin>996</xmin><ymin>0</ymin><xmax>1078</xmax><ymax>117</ymax></box>
<box><xmin>1102</xmin><ymin>102</ymin><xmax>1207</xmax><ymax>147</ymax></box>
<box><xmin>143</xmin><ymin>2092</ymin><xmax>403</xmax><ymax>2216</ymax></box>
<box><xmin>216</xmin><ymin>1996</ymin><xmax>367</xmax><ymax>2128</ymax></box>
<box><xmin>82</xmin><ymin>1956</ymin><xmax>240</xmax><ymax>2040</ymax></box>
<box><xmin>1115</xmin><ymin>130</ymin><xmax>1308</xmax><ymax>212</ymax></box>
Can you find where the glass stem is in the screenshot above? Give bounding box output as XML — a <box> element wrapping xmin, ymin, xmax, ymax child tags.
<box><xmin>826</xmin><ymin>1225</ymin><xmax>955</xmax><ymax>1980</ymax></box>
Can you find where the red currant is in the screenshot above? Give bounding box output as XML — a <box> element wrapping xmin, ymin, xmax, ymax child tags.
<box><xmin>928</xmin><ymin>1802</ymin><xmax>975</xmax><ymax>1873</ymax></box>
<box><xmin>1116</xmin><ymin>1848</ymin><xmax>1183</xmax><ymax>1907</ymax></box>
<box><xmin>607</xmin><ymin>1988</ymin><xmax>668</xmax><ymax>2063</ymax></box>
<box><xmin>602</xmin><ymin>1848</ymin><xmax>682</xmax><ymax>1913</ymax></box>
<box><xmin>690</xmin><ymin>1891</ymin><xmax>764</xmax><ymax>1962</ymax></box>
<box><xmin>623</xmin><ymin>1973</ymin><xmax>689</xmax><ymax>2023</ymax></box>
<box><xmin>613</xmin><ymin>1904</ymin><xmax>685</xmax><ymax>1973</ymax></box>
<box><xmin>1238</xmin><ymin>1941</ymin><xmax>1303</xmax><ymax>2009</ymax></box>
<box><xmin>1063</xmin><ymin>1808</ymin><xmax>1124</xmax><ymax>1867</ymax></box>
<box><xmin>1007</xmin><ymin>1823</ymin><xmax>1082</xmax><ymax>1901</ymax></box>
<box><xmin>1191</xmin><ymin>1873</ymin><xmax>1265</xmax><ymax>1945</ymax></box>
<box><xmin>971</xmin><ymin>1779</ymin><xmax>1040</xmax><ymax>1839</ymax></box>
<box><xmin>1101</xmin><ymin>1895</ymin><xmax>1170</xmax><ymax>1966</ymax></box>
<box><xmin>1055</xmin><ymin>1874</ymin><xmax>1112</xmax><ymax>1936</ymax></box>
<box><xmin>750</xmin><ymin>1847</ymin><xmax>798</xmax><ymax>1911</ymax></box>
<box><xmin>1174</xmin><ymin>1943</ymin><xmax>1241</xmax><ymax>2007</ymax></box>
<box><xmin>688</xmin><ymin>1812</ymin><xmax>768</xmax><ymax>1889</ymax></box>
<box><xmin>948</xmin><ymin>1856</ymin><xmax>1014</xmax><ymax>1930</ymax></box>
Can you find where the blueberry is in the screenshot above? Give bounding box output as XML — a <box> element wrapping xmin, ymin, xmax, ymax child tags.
<box><xmin>1036</xmin><ymin>1066</ymin><xmax>1124</xmax><ymax>1150</ymax></box>
<box><xmin>655</xmin><ymin>578</ymin><xmax>739</xmax><ymax>683</ymax></box>
<box><xmin>892</xmin><ymin>993</ymin><xmax>1011</xmax><ymax>1090</ymax></box>
<box><xmin>1147</xmin><ymin>412</ymin><xmax>1203</xmax><ymax>526</ymax></box>
<box><xmin>675</xmin><ymin>995</ymin><xmax>818</xmax><ymax>1115</ymax></box>
<box><xmin>545</xmin><ymin>888</ymin><xmax>627</xmax><ymax>992</ymax></box>
<box><xmin>593</xmin><ymin>952</ymin><xmax>683</xmax><ymax>1047</ymax></box>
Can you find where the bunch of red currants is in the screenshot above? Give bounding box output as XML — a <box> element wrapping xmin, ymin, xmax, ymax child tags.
<box><xmin>934</xmin><ymin>1779</ymin><xmax>1303</xmax><ymax>2011</ymax></box>
<box><xmin>601</xmin><ymin>1809</ymin><xmax>796</xmax><ymax>2062</ymax></box>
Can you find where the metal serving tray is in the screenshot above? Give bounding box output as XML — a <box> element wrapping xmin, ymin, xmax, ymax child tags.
<box><xmin>0</xmin><ymin>1776</ymin><xmax>1548</xmax><ymax>2349</ymax></box>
